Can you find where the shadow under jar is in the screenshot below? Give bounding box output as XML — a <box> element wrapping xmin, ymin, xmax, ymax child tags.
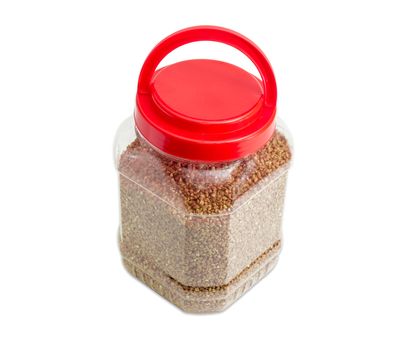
<box><xmin>114</xmin><ymin>26</ymin><xmax>293</xmax><ymax>313</ymax></box>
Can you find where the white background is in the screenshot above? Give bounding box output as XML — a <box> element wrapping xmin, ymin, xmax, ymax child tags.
<box><xmin>1</xmin><ymin>0</ymin><xmax>408</xmax><ymax>349</ymax></box>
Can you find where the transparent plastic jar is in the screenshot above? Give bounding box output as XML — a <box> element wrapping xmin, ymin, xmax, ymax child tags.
<box><xmin>114</xmin><ymin>26</ymin><xmax>293</xmax><ymax>312</ymax></box>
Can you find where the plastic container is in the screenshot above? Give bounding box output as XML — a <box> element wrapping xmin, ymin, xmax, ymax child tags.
<box><xmin>114</xmin><ymin>26</ymin><xmax>293</xmax><ymax>313</ymax></box>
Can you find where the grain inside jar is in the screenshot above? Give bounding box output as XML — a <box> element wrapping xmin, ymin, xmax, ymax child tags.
<box><xmin>118</xmin><ymin>127</ymin><xmax>291</xmax><ymax>311</ymax></box>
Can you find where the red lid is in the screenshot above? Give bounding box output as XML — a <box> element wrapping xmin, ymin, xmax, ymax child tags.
<box><xmin>135</xmin><ymin>26</ymin><xmax>277</xmax><ymax>162</ymax></box>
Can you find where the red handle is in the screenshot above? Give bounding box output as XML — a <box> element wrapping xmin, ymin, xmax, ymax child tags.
<box><xmin>137</xmin><ymin>26</ymin><xmax>277</xmax><ymax>108</ymax></box>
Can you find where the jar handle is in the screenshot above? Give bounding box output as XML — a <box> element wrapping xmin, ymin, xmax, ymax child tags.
<box><xmin>137</xmin><ymin>26</ymin><xmax>277</xmax><ymax>109</ymax></box>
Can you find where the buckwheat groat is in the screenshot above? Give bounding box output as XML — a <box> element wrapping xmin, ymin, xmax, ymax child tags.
<box><xmin>118</xmin><ymin>129</ymin><xmax>291</xmax><ymax>311</ymax></box>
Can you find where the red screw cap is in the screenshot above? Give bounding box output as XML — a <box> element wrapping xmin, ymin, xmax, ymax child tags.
<box><xmin>135</xmin><ymin>26</ymin><xmax>277</xmax><ymax>162</ymax></box>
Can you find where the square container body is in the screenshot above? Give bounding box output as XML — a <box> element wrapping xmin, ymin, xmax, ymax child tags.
<box><xmin>115</xmin><ymin>116</ymin><xmax>292</xmax><ymax>312</ymax></box>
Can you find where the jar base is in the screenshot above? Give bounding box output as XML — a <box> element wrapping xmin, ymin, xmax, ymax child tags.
<box><xmin>120</xmin><ymin>238</ymin><xmax>280</xmax><ymax>313</ymax></box>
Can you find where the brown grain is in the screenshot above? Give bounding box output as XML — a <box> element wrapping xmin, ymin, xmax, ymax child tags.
<box><xmin>118</xmin><ymin>129</ymin><xmax>291</xmax><ymax>312</ymax></box>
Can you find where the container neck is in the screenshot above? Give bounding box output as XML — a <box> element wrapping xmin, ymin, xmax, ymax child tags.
<box><xmin>135</xmin><ymin>125</ymin><xmax>244</xmax><ymax>166</ymax></box>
